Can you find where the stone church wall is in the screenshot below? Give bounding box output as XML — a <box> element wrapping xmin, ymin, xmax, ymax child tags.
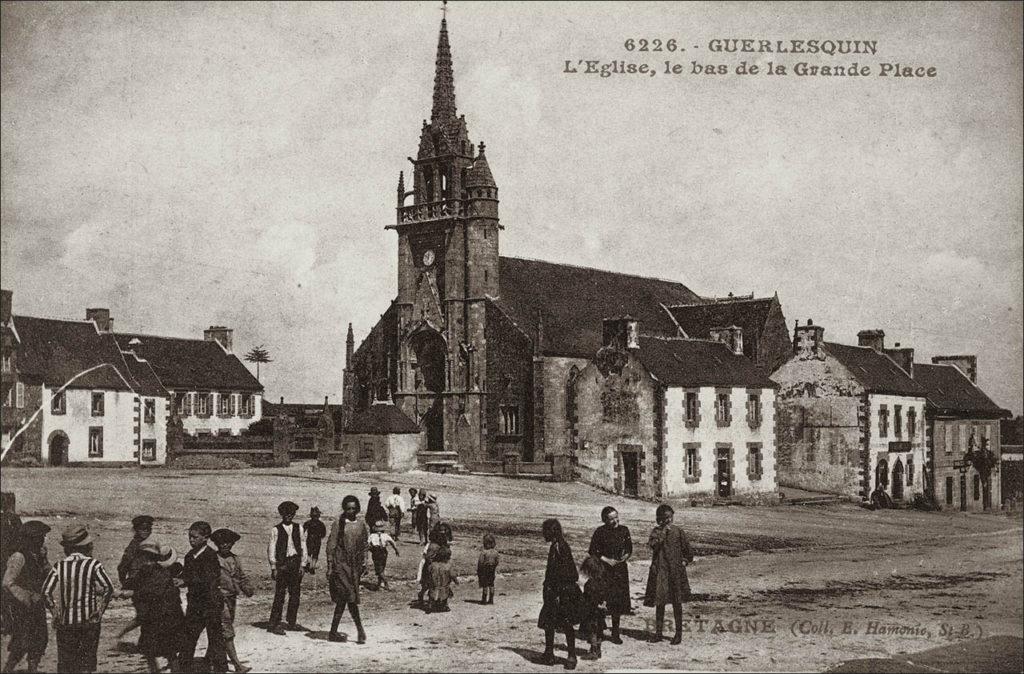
<box><xmin>484</xmin><ymin>301</ymin><xmax>533</xmax><ymax>460</ymax></box>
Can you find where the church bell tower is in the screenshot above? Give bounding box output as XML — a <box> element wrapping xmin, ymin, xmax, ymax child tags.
<box><xmin>386</xmin><ymin>15</ymin><xmax>500</xmax><ymax>464</ymax></box>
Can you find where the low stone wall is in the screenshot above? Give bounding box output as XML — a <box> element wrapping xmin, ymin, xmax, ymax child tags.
<box><xmin>173</xmin><ymin>447</ymin><xmax>277</xmax><ymax>468</ymax></box>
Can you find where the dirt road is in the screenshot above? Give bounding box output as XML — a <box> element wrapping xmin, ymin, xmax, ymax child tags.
<box><xmin>2</xmin><ymin>465</ymin><xmax>1021</xmax><ymax>672</ymax></box>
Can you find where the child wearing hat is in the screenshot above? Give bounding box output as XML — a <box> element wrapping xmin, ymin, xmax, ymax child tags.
<box><xmin>131</xmin><ymin>540</ymin><xmax>184</xmax><ymax>673</ymax></box>
<box><xmin>302</xmin><ymin>507</ymin><xmax>327</xmax><ymax>574</ymax></box>
<box><xmin>2</xmin><ymin>520</ymin><xmax>51</xmax><ymax>673</ymax></box>
<box><xmin>364</xmin><ymin>487</ymin><xmax>387</xmax><ymax>528</ymax></box>
<box><xmin>266</xmin><ymin>501</ymin><xmax>307</xmax><ymax>635</ymax></box>
<box><xmin>116</xmin><ymin>514</ymin><xmax>154</xmax><ymax>644</ymax></box>
<box><xmin>212</xmin><ymin>528</ymin><xmax>254</xmax><ymax>673</ymax></box>
<box><xmin>367</xmin><ymin>520</ymin><xmax>400</xmax><ymax>591</ymax></box>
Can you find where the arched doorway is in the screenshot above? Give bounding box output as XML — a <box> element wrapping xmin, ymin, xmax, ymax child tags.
<box><xmin>48</xmin><ymin>431</ymin><xmax>69</xmax><ymax>466</ymax></box>
<box><xmin>409</xmin><ymin>327</ymin><xmax>446</xmax><ymax>452</ymax></box>
<box><xmin>875</xmin><ymin>458</ymin><xmax>889</xmax><ymax>491</ymax></box>
<box><xmin>891</xmin><ymin>459</ymin><xmax>905</xmax><ymax>501</ymax></box>
<box><xmin>422</xmin><ymin>401</ymin><xmax>444</xmax><ymax>452</ymax></box>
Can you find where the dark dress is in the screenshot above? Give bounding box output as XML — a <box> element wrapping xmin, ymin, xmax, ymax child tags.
<box><xmin>644</xmin><ymin>524</ymin><xmax>693</xmax><ymax>607</ymax></box>
<box><xmin>303</xmin><ymin>519</ymin><xmax>328</xmax><ymax>563</ymax></box>
<box><xmin>365</xmin><ymin>497</ymin><xmax>388</xmax><ymax>528</ymax></box>
<box><xmin>327</xmin><ymin>517</ymin><xmax>368</xmax><ymax>605</ymax></box>
<box><xmin>3</xmin><ymin>549</ymin><xmax>49</xmax><ymax>661</ymax></box>
<box><xmin>537</xmin><ymin>540</ymin><xmax>583</xmax><ymax>630</ymax></box>
<box><xmin>132</xmin><ymin>564</ymin><xmax>186</xmax><ymax>659</ymax></box>
<box><xmin>477</xmin><ymin>549</ymin><xmax>499</xmax><ymax>588</ymax></box>
<box><xmin>578</xmin><ymin>577</ymin><xmax>608</xmax><ymax>642</ymax></box>
<box><xmin>588</xmin><ymin>525</ymin><xmax>633</xmax><ymax>615</ymax></box>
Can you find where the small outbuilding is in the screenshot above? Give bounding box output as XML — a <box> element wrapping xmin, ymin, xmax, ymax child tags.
<box><xmin>320</xmin><ymin>401</ymin><xmax>423</xmax><ymax>472</ymax></box>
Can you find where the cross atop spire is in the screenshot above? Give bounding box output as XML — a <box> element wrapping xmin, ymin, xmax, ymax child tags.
<box><xmin>431</xmin><ymin>12</ymin><xmax>457</xmax><ymax>124</ymax></box>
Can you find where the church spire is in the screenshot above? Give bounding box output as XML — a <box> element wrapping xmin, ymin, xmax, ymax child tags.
<box><xmin>431</xmin><ymin>16</ymin><xmax>457</xmax><ymax>124</ymax></box>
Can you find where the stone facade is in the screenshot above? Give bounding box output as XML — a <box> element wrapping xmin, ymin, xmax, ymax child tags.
<box><xmin>931</xmin><ymin>418</ymin><xmax>1001</xmax><ymax>511</ymax></box>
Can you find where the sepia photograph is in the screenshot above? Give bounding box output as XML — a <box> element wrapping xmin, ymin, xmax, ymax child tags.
<box><xmin>1</xmin><ymin>1</ymin><xmax>1022</xmax><ymax>672</ymax></box>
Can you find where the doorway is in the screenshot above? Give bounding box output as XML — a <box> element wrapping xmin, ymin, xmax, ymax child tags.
<box><xmin>621</xmin><ymin>450</ymin><xmax>639</xmax><ymax>497</ymax></box>
<box><xmin>48</xmin><ymin>433</ymin><xmax>68</xmax><ymax>466</ymax></box>
<box><xmin>959</xmin><ymin>473</ymin><xmax>967</xmax><ymax>511</ymax></box>
<box><xmin>891</xmin><ymin>460</ymin><xmax>905</xmax><ymax>501</ymax></box>
<box><xmin>423</xmin><ymin>401</ymin><xmax>444</xmax><ymax>452</ymax></box>
<box><xmin>716</xmin><ymin>447</ymin><xmax>732</xmax><ymax>498</ymax></box>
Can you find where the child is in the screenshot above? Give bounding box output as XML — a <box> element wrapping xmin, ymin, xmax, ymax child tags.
<box><xmin>476</xmin><ymin>533</ymin><xmax>499</xmax><ymax>605</ymax></box>
<box><xmin>266</xmin><ymin>501</ymin><xmax>306</xmax><ymax>635</ymax></box>
<box><xmin>367</xmin><ymin>520</ymin><xmax>399</xmax><ymax>590</ymax></box>
<box><xmin>181</xmin><ymin>521</ymin><xmax>227</xmax><ymax>673</ymax></box>
<box><xmin>427</xmin><ymin>544</ymin><xmax>456</xmax><ymax>613</ymax></box>
<box><xmin>212</xmin><ymin>528</ymin><xmax>254</xmax><ymax>673</ymax></box>
<box><xmin>303</xmin><ymin>507</ymin><xmax>327</xmax><ymax>574</ymax></box>
<box><xmin>579</xmin><ymin>555</ymin><xmax>608</xmax><ymax>660</ymax></box>
<box><xmin>131</xmin><ymin>540</ymin><xmax>184</xmax><ymax>673</ymax></box>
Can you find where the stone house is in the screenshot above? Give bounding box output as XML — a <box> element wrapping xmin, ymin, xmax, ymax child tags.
<box><xmin>771</xmin><ymin>323</ymin><xmax>928</xmax><ymax>503</ymax></box>
<box><xmin>321</xmin><ymin>401</ymin><xmax>423</xmax><ymax>472</ymax></box>
<box><xmin>914</xmin><ymin>357</ymin><xmax>1010</xmax><ymax>511</ymax></box>
<box><xmin>572</xmin><ymin>318</ymin><xmax>778</xmax><ymax>501</ymax></box>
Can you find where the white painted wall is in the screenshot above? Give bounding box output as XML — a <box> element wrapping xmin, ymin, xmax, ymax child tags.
<box><xmin>866</xmin><ymin>393</ymin><xmax>927</xmax><ymax>500</ymax></box>
<box><xmin>41</xmin><ymin>387</ymin><xmax>137</xmax><ymax>464</ymax></box>
<box><xmin>176</xmin><ymin>391</ymin><xmax>263</xmax><ymax>436</ymax></box>
<box><xmin>137</xmin><ymin>396</ymin><xmax>169</xmax><ymax>465</ymax></box>
<box><xmin>663</xmin><ymin>386</ymin><xmax>777</xmax><ymax>497</ymax></box>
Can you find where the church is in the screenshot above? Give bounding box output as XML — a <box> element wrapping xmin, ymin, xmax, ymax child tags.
<box><xmin>340</xmin><ymin>16</ymin><xmax>790</xmax><ymax>484</ymax></box>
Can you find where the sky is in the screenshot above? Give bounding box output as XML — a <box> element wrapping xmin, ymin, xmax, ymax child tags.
<box><xmin>1</xmin><ymin>1</ymin><xmax>1021</xmax><ymax>414</ymax></box>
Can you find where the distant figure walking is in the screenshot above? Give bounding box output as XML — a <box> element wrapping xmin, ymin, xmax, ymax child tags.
<box><xmin>365</xmin><ymin>488</ymin><xmax>388</xmax><ymax>529</ymax></box>
<box><xmin>414</xmin><ymin>489</ymin><xmax>430</xmax><ymax>544</ymax></box>
<box><xmin>43</xmin><ymin>524</ymin><xmax>115</xmax><ymax>674</ymax></box>
<box><xmin>588</xmin><ymin>507</ymin><xmax>632</xmax><ymax>645</ymax></box>
<box><xmin>643</xmin><ymin>504</ymin><xmax>693</xmax><ymax>645</ymax></box>
<box><xmin>384</xmin><ymin>488</ymin><xmax>406</xmax><ymax>540</ymax></box>
<box><xmin>537</xmin><ymin>519</ymin><xmax>582</xmax><ymax>670</ymax></box>
<box><xmin>326</xmin><ymin>495</ymin><xmax>369</xmax><ymax>644</ymax></box>
<box><xmin>2</xmin><ymin>521</ymin><xmax>51</xmax><ymax>673</ymax></box>
<box><xmin>367</xmin><ymin>520</ymin><xmax>399</xmax><ymax>591</ymax></box>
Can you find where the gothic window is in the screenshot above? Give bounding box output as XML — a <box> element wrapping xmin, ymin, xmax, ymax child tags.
<box><xmin>907</xmin><ymin>455</ymin><xmax>914</xmax><ymax>485</ymax></box>
<box><xmin>565</xmin><ymin>366</ymin><xmax>580</xmax><ymax>424</ymax></box>
<box><xmin>878</xmin><ymin>405</ymin><xmax>889</xmax><ymax>438</ymax></box>
<box><xmin>894</xmin><ymin>405</ymin><xmax>903</xmax><ymax>437</ymax></box>
<box><xmin>501</xmin><ymin>405</ymin><xmax>520</xmax><ymax>435</ymax></box>
<box><xmin>907</xmin><ymin>407</ymin><xmax>917</xmax><ymax>437</ymax></box>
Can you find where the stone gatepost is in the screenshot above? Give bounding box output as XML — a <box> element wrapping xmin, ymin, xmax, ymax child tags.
<box><xmin>166</xmin><ymin>410</ymin><xmax>184</xmax><ymax>463</ymax></box>
<box><xmin>315</xmin><ymin>406</ymin><xmax>335</xmax><ymax>467</ymax></box>
<box><xmin>272</xmin><ymin>415</ymin><xmax>293</xmax><ymax>467</ymax></box>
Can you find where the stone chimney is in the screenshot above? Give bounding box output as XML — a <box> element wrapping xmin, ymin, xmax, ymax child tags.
<box><xmin>884</xmin><ymin>342</ymin><xmax>915</xmax><ymax>377</ymax></box>
<box><xmin>204</xmin><ymin>326</ymin><xmax>233</xmax><ymax>353</ymax></box>
<box><xmin>710</xmin><ymin>325</ymin><xmax>744</xmax><ymax>356</ymax></box>
<box><xmin>857</xmin><ymin>329</ymin><xmax>885</xmax><ymax>352</ymax></box>
<box><xmin>793</xmin><ymin>319</ymin><xmax>825</xmax><ymax>360</ymax></box>
<box><xmin>86</xmin><ymin>308</ymin><xmax>113</xmax><ymax>333</ymax></box>
<box><xmin>0</xmin><ymin>289</ymin><xmax>11</xmax><ymax>324</ymax></box>
<box><xmin>932</xmin><ymin>355</ymin><xmax>977</xmax><ymax>384</ymax></box>
<box><xmin>602</xmin><ymin>316</ymin><xmax>640</xmax><ymax>351</ymax></box>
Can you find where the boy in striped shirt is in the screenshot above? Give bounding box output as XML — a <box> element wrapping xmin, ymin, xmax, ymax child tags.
<box><xmin>42</xmin><ymin>524</ymin><xmax>114</xmax><ymax>674</ymax></box>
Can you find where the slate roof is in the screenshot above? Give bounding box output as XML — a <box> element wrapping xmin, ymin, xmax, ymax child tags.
<box><xmin>114</xmin><ymin>333</ymin><xmax>263</xmax><ymax>393</ymax></box>
<box><xmin>823</xmin><ymin>342</ymin><xmax>927</xmax><ymax>397</ymax></box>
<box><xmin>496</xmin><ymin>256</ymin><xmax>701</xmax><ymax>358</ymax></box>
<box><xmin>344</xmin><ymin>402</ymin><xmax>421</xmax><ymax>435</ymax></box>
<box><xmin>913</xmin><ymin>363</ymin><xmax>1010</xmax><ymax>418</ymax></box>
<box><xmin>666</xmin><ymin>297</ymin><xmax>774</xmax><ymax>341</ymax></box>
<box><xmin>13</xmin><ymin>316</ymin><xmax>132</xmax><ymax>391</ymax></box>
<box><xmin>636</xmin><ymin>337</ymin><xmax>778</xmax><ymax>389</ymax></box>
<box><xmin>118</xmin><ymin>351</ymin><xmax>170</xmax><ymax>398</ymax></box>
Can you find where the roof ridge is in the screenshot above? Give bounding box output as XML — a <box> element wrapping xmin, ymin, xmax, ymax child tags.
<box><xmin>666</xmin><ymin>297</ymin><xmax>774</xmax><ymax>308</ymax></box>
<box><xmin>15</xmin><ymin>314</ymin><xmax>96</xmax><ymax>326</ymax></box>
<box><xmin>115</xmin><ymin>331</ymin><xmax>211</xmax><ymax>344</ymax></box>
<box><xmin>500</xmin><ymin>255</ymin><xmax>695</xmax><ymax>288</ymax></box>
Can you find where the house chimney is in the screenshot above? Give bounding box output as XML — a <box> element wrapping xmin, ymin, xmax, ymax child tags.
<box><xmin>932</xmin><ymin>355</ymin><xmax>977</xmax><ymax>384</ymax></box>
<box><xmin>0</xmin><ymin>289</ymin><xmax>11</xmax><ymax>324</ymax></box>
<box><xmin>204</xmin><ymin>326</ymin><xmax>233</xmax><ymax>353</ymax></box>
<box><xmin>602</xmin><ymin>316</ymin><xmax>640</xmax><ymax>350</ymax></box>
<box><xmin>884</xmin><ymin>345</ymin><xmax>915</xmax><ymax>377</ymax></box>
<box><xmin>857</xmin><ymin>329</ymin><xmax>885</xmax><ymax>352</ymax></box>
<box><xmin>86</xmin><ymin>308</ymin><xmax>113</xmax><ymax>333</ymax></box>
<box><xmin>710</xmin><ymin>325</ymin><xmax>744</xmax><ymax>356</ymax></box>
<box><xmin>793</xmin><ymin>319</ymin><xmax>825</xmax><ymax>360</ymax></box>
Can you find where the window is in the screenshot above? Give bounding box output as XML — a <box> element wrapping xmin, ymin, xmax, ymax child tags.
<box><xmin>240</xmin><ymin>394</ymin><xmax>255</xmax><ymax>417</ymax></box>
<box><xmin>684</xmin><ymin>391</ymin><xmax>700</xmax><ymax>427</ymax></box>
<box><xmin>500</xmin><ymin>405</ymin><xmax>520</xmax><ymax>435</ymax></box>
<box><xmin>907</xmin><ymin>408</ymin><xmax>917</xmax><ymax>438</ymax></box>
<box><xmin>944</xmin><ymin>424</ymin><xmax>953</xmax><ymax>453</ymax></box>
<box><xmin>360</xmin><ymin>441</ymin><xmax>374</xmax><ymax>461</ymax></box>
<box><xmin>88</xmin><ymin>427</ymin><xmax>103</xmax><ymax>457</ymax></box>
<box><xmin>952</xmin><ymin>423</ymin><xmax>960</xmax><ymax>451</ymax></box>
<box><xmin>907</xmin><ymin>455</ymin><xmax>914</xmax><ymax>485</ymax></box>
<box><xmin>945</xmin><ymin>476</ymin><xmax>954</xmax><ymax>505</ymax></box>
<box><xmin>218</xmin><ymin>392</ymin><xmax>231</xmax><ymax>416</ymax></box>
<box><xmin>973</xmin><ymin>474</ymin><xmax>980</xmax><ymax>501</ymax></box>
<box><xmin>51</xmin><ymin>389</ymin><xmax>66</xmax><ymax>415</ymax></box>
<box><xmin>746</xmin><ymin>392</ymin><xmax>762</xmax><ymax>429</ymax></box>
<box><xmin>747</xmin><ymin>443</ymin><xmax>763</xmax><ymax>481</ymax></box>
<box><xmin>893</xmin><ymin>405</ymin><xmax>903</xmax><ymax>437</ymax></box>
<box><xmin>16</xmin><ymin>381</ymin><xmax>25</xmax><ymax>409</ymax></box>
<box><xmin>715</xmin><ymin>391</ymin><xmax>731</xmax><ymax>427</ymax></box>
<box><xmin>878</xmin><ymin>405</ymin><xmax>889</xmax><ymax>438</ymax></box>
<box><xmin>142</xmin><ymin>439</ymin><xmax>156</xmax><ymax>462</ymax></box>
<box><xmin>685</xmin><ymin>445</ymin><xmax>699</xmax><ymax>478</ymax></box>
<box><xmin>196</xmin><ymin>393</ymin><xmax>210</xmax><ymax>417</ymax></box>
<box><xmin>144</xmin><ymin>399</ymin><xmax>156</xmax><ymax>424</ymax></box>
<box><xmin>229</xmin><ymin>393</ymin><xmax>237</xmax><ymax>416</ymax></box>
<box><xmin>176</xmin><ymin>392</ymin><xmax>192</xmax><ymax>417</ymax></box>
<box><xmin>1</xmin><ymin>353</ymin><xmax>10</xmax><ymax>372</ymax></box>
<box><xmin>91</xmin><ymin>391</ymin><xmax>105</xmax><ymax>416</ymax></box>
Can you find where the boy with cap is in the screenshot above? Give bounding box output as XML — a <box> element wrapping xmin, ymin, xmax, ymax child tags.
<box><xmin>181</xmin><ymin>521</ymin><xmax>227</xmax><ymax>673</ymax></box>
<box><xmin>212</xmin><ymin>528</ymin><xmax>253</xmax><ymax>673</ymax></box>
<box><xmin>302</xmin><ymin>507</ymin><xmax>327</xmax><ymax>575</ymax></box>
<box><xmin>266</xmin><ymin>501</ymin><xmax>306</xmax><ymax>635</ymax></box>
<box><xmin>115</xmin><ymin>514</ymin><xmax>154</xmax><ymax>643</ymax></box>
<box><xmin>42</xmin><ymin>523</ymin><xmax>114</xmax><ymax>674</ymax></box>
<box><xmin>2</xmin><ymin>520</ymin><xmax>50</xmax><ymax>673</ymax></box>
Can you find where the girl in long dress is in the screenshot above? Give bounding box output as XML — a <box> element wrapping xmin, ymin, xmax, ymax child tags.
<box><xmin>643</xmin><ymin>504</ymin><xmax>693</xmax><ymax>644</ymax></box>
<box><xmin>326</xmin><ymin>495</ymin><xmax>369</xmax><ymax>644</ymax></box>
<box><xmin>537</xmin><ymin>519</ymin><xmax>582</xmax><ymax>670</ymax></box>
<box><xmin>587</xmin><ymin>506</ymin><xmax>633</xmax><ymax>644</ymax></box>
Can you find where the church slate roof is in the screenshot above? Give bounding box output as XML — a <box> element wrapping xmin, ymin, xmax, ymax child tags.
<box><xmin>344</xmin><ymin>402</ymin><xmax>421</xmax><ymax>435</ymax></box>
<box><xmin>496</xmin><ymin>256</ymin><xmax>701</xmax><ymax>358</ymax></box>
<box><xmin>13</xmin><ymin>316</ymin><xmax>132</xmax><ymax>391</ymax></box>
<box><xmin>637</xmin><ymin>337</ymin><xmax>778</xmax><ymax>389</ymax></box>
<box><xmin>114</xmin><ymin>333</ymin><xmax>263</xmax><ymax>393</ymax></box>
<box><xmin>823</xmin><ymin>342</ymin><xmax>927</xmax><ymax>397</ymax></box>
<box><xmin>913</xmin><ymin>363</ymin><xmax>1009</xmax><ymax>418</ymax></box>
<box><xmin>666</xmin><ymin>297</ymin><xmax>774</xmax><ymax>341</ymax></box>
